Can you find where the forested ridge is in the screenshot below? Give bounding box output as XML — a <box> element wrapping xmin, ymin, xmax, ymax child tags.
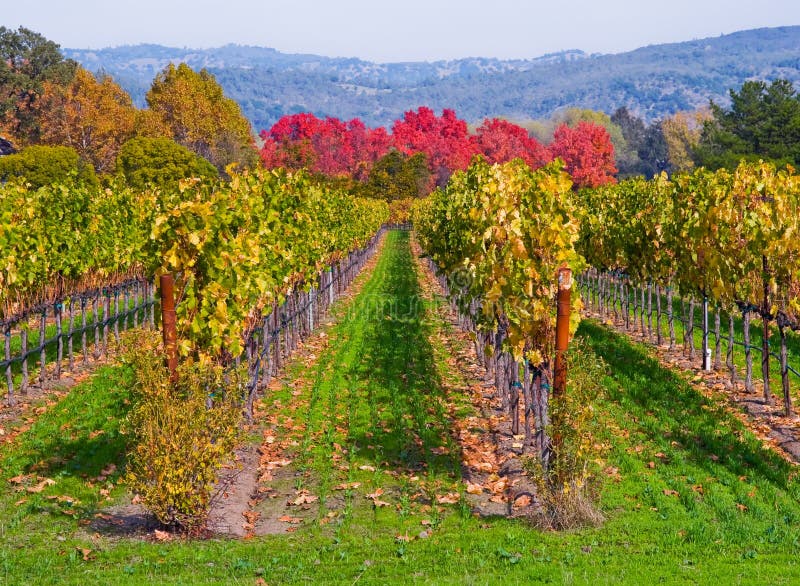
<box><xmin>65</xmin><ymin>26</ymin><xmax>800</xmax><ymax>128</ymax></box>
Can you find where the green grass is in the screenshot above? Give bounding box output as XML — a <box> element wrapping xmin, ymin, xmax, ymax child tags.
<box><xmin>1</xmin><ymin>230</ymin><xmax>800</xmax><ymax>584</ymax></box>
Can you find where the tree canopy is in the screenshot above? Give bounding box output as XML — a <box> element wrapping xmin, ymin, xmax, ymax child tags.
<box><xmin>146</xmin><ymin>63</ymin><xmax>258</xmax><ymax>173</ymax></box>
<box><xmin>695</xmin><ymin>79</ymin><xmax>800</xmax><ymax>169</ymax></box>
<box><xmin>0</xmin><ymin>26</ymin><xmax>77</xmax><ymax>145</ymax></box>
<box><xmin>38</xmin><ymin>68</ymin><xmax>137</xmax><ymax>174</ymax></box>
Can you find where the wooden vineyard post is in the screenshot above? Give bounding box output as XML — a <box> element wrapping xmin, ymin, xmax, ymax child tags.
<box><xmin>159</xmin><ymin>274</ymin><xmax>179</xmax><ymax>383</ymax></box>
<box><xmin>552</xmin><ymin>266</ymin><xmax>572</xmax><ymax>458</ymax></box>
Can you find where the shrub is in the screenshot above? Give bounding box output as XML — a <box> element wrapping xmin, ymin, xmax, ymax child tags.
<box><xmin>116</xmin><ymin>136</ymin><xmax>218</xmax><ymax>191</ymax></box>
<box><xmin>122</xmin><ymin>331</ymin><xmax>243</xmax><ymax>532</ymax></box>
<box><xmin>0</xmin><ymin>144</ymin><xmax>98</xmax><ymax>189</ymax></box>
<box><xmin>524</xmin><ymin>339</ymin><xmax>608</xmax><ymax>530</ymax></box>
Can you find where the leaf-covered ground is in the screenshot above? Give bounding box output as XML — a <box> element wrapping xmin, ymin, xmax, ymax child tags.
<box><xmin>2</xmin><ymin>230</ymin><xmax>800</xmax><ymax>584</ymax></box>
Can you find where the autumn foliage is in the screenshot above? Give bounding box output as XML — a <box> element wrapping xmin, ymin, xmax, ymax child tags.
<box><xmin>260</xmin><ymin>109</ymin><xmax>616</xmax><ymax>193</ymax></box>
<box><xmin>38</xmin><ymin>69</ymin><xmax>137</xmax><ymax>173</ymax></box>
<box><xmin>259</xmin><ymin>113</ymin><xmax>390</xmax><ymax>180</ymax></box>
<box><xmin>472</xmin><ymin>118</ymin><xmax>551</xmax><ymax>169</ymax></box>
<box><xmin>549</xmin><ymin>122</ymin><xmax>618</xmax><ymax>188</ymax></box>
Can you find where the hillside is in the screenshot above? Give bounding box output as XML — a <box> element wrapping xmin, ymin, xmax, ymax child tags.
<box><xmin>64</xmin><ymin>26</ymin><xmax>800</xmax><ymax>131</ymax></box>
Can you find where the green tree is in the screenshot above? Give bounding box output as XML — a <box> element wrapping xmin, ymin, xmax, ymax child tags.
<box><xmin>612</xmin><ymin>107</ymin><xmax>670</xmax><ymax>178</ymax></box>
<box><xmin>0</xmin><ymin>27</ymin><xmax>77</xmax><ymax>145</ymax></box>
<box><xmin>0</xmin><ymin>144</ymin><xmax>97</xmax><ymax>189</ymax></box>
<box><xmin>145</xmin><ymin>63</ymin><xmax>257</xmax><ymax>173</ymax></box>
<box><xmin>696</xmin><ymin>79</ymin><xmax>800</xmax><ymax>169</ymax></box>
<box><xmin>116</xmin><ymin>136</ymin><xmax>218</xmax><ymax>190</ymax></box>
<box><xmin>362</xmin><ymin>150</ymin><xmax>430</xmax><ymax>201</ymax></box>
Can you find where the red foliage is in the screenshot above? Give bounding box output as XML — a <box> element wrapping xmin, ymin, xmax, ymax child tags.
<box><xmin>548</xmin><ymin>122</ymin><xmax>617</xmax><ymax>188</ymax></box>
<box><xmin>259</xmin><ymin>113</ymin><xmax>390</xmax><ymax>178</ymax></box>
<box><xmin>259</xmin><ymin>110</ymin><xmax>619</xmax><ymax>191</ymax></box>
<box><xmin>472</xmin><ymin>118</ymin><xmax>551</xmax><ymax>169</ymax></box>
<box><xmin>391</xmin><ymin>107</ymin><xmax>475</xmax><ymax>186</ymax></box>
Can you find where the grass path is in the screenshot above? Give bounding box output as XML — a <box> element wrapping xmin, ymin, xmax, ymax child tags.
<box><xmin>2</xmin><ymin>230</ymin><xmax>800</xmax><ymax>584</ymax></box>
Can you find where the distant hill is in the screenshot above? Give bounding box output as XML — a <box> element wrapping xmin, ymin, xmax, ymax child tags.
<box><xmin>64</xmin><ymin>26</ymin><xmax>800</xmax><ymax>132</ymax></box>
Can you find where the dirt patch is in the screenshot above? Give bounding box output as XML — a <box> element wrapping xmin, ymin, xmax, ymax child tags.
<box><xmin>88</xmin><ymin>502</ymin><xmax>160</xmax><ymax>538</ymax></box>
<box><xmin>206</xmin><ymin>443</ymin><xmax>262</xmax><ymax>536</ymax></box>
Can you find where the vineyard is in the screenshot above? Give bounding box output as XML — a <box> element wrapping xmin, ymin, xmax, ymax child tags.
<box><xmin>3</xmin><ymin>156</ymin><xmax>800</xmax><ymax>583</ymax></box>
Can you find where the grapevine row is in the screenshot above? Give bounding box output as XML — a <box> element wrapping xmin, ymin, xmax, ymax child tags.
<box><xmin>576</xmin><ymin>160</ymin><xmax>800</xmax><ymax>412</ymax></box>
<box><xmin>412</xmin><ymin>157</ymin><xmax>584</xmax><ymax>468</ymax></box>
<box><xmin>0</xmin><ymin>170</ymin><xmax>389</xmax><ymax>373</ymax></box>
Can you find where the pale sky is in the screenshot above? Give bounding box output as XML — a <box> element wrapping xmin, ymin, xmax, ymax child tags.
<box><xmin>4</xmin><ymin>0</ymin><xmax>800</xmax><ymax>62</ymax></box>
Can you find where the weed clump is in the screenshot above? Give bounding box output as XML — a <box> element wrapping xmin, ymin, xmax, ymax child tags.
<box><xmin>122</xmin><ymin>331</ymin><xmax>243</xmax><ymax>533</ymax></box>
<box><xmin>524</xmin><ymin>339</ymin><xmax>607</xmax><ymax>530</ymax></box>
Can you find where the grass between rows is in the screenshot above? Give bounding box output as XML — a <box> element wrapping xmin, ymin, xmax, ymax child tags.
<box><xmin>1</xmin><ymin>230</ymin><xmax>799</xmax><ymax>584</ymax></box>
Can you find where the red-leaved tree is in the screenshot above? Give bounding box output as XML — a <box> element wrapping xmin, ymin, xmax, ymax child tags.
<box><xmin>548</xmin><ymin>121</ymin><xmax>617</xmax><ymax>188</ymax></box>
<box><xmin>472</xmin><ymin>118</ymin><xmax>551</xmax><ymax>169</ymax></box>
<box><xmin>259</xmin><ymin>113</ymin><xmax>390</xmax><ymax>178</ymax></box>
<box><xmin>391</xmin><ymin>107</ymin><xmax>475</xmax><ymax>187</ymax></box>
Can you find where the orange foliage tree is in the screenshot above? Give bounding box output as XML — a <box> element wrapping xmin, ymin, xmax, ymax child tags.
<box><xmin>38</xmin><ymin>68</ymin><xmax>137</xmax><ymax>174</ymax></box>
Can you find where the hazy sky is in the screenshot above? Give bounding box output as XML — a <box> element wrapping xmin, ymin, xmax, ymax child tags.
<box><xmin>4</xmin><ymin>0</ymin><xmax>800</xmax><ymax>62</ymax></box>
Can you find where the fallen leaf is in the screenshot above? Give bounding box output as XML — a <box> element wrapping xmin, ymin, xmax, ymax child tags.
<box><xmin>663</xmin><ymin>489</ymin><xmax>679</xmax><ymax>497</ymax></box>
<box><xmin>366</xmin><ymin>488</ymin><xmax>384</xmax><ymax>500</ymax></box>
<box><xmin>466</xmin><ymin>483</ymin><xmax>483</xmax><ymax>495</ymax></box>
<box><xmin>269</xmin><ymin>459</ymin><xmax>292</xmax><ymax>468</ymax></box>
<box><xmin>278</xmin><ymin>515</ymin><xmax>302</xmax><ymax>524</ymax></box>
<box><xmin>78</xmin><ymin>548</ymin><xmax>94</xmax><ymax>561</ymax></box>
<box><xmin>27</xmin><ymin>478</ymin><xmax>56</xmax><ymax>493</ymax></box>
<box><xmin>332</xmin><ymin>482</ymin><xmax>361</xmax><ymax>491</ymax></box>
<box><xmin>154</xmin><ymin>529</ymin><xmax>171</xmax><ymax>542</ymax></box>
<box><xmin>736</xmin><ymin>503</ymin><xmax>748</xmax><ymax>512</ymax></box>
<box><xmin>289</xmin><ymin>494</ymin><xmax>318</xmax><ymax>506</ymax></box>
<box><xmin>358</xmin><ymin>465</ymin><xmax>376</xmax><ymax>472</ymax></box>
<box><xmin>513</xmin><ymin>494</ymin><xmax>532</xmax><ymax>508</ymax></box>
<box><xmin>436</xmin><ymin>493</ymin><xmax>460</xmax><ymax>505</ymax></box>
